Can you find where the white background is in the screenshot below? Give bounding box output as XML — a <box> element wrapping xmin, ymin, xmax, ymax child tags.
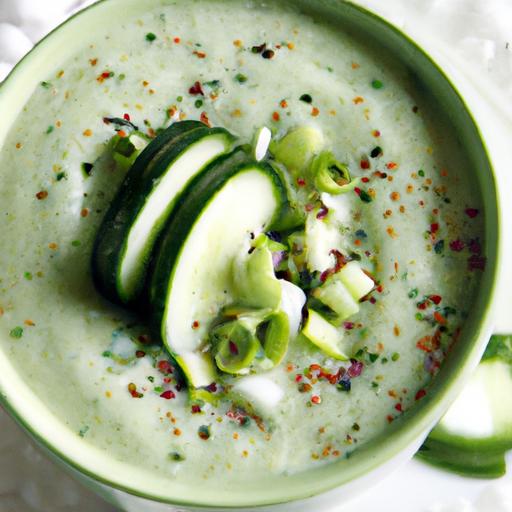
<box><xmin>0</xmin><ymin>1</ymin><xmax>511</xmax><ymax>510</ymax></box>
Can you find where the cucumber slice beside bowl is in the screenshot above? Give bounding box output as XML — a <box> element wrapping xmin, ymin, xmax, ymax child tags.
<box><xmin>149</xmin><ymin>148</ymin><xmax>287</xmax><ymax>386</ymax></box>
<box><xmin>92</xmin><ymin>121</ymin><xmax>235</xmax><ymax>304</ymax></box>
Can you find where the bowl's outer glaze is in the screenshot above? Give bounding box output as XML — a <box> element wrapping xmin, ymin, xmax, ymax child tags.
<box><xmin>0</xmin><ymin>0</ymin><xmax>501</xmax><ymax>510</ymax></box>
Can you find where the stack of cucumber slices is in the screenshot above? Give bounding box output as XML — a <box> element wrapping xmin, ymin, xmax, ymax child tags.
<box><xmin>92</xmin><ymin>120</ymin><xmax>376</xmax><ymax>401</ymax></box>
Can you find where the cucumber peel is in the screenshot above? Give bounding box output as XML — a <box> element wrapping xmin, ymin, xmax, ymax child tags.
<box><xmin>417</xmin><ymin>335</ymin><xmax>512</xmax><ymax>478</ymax></box>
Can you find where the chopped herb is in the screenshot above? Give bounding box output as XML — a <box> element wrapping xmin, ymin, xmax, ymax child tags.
<box><xmin>118</xmin><ymin>73</ymin><xmax>126</xmax><ymax>81</ymax></box>
<box><xmin>251</xmin><ymin>43</ymin><xmax>266</xmax><ymax>54</ymax></box>
<box><xmin>24</xmin><ymin>272</ymin><xmax>32</xmax><ymax>280</ymax></box>
<box><xmin>408</xmin><ymin>288</ymin><xmax>418</xmax><ymax>299</ymax></box>
<box><xmin>300</xmin><ymin>93</ymin><xmax>313</xmax><ymax>104</ymax></box>
<box><xmin>81</xmin><ymin>162</ymin><xmax>94</xmax><ymax>177</ymax></box>
<box><xmin>46</xmin><ymin>126</ymin><xmax>54</xmax><ymax>134</ymax></box>
<box><xmin>235</xmin><ymin>73</ymin><xmax>248</xmax><ymax>83</ymax></box>
<box><xmin>371</xmin><ymin>79</ymin><xmax>383</xmax><ymax>89</ymax></box>
<box><xmin>194</xmin><ymin>99</ymin><xmax>204</xmax><ymax>108</ymax></box>
<box><xmin>102</xmin><ymin>350</ymin><xmax>112</xmax><ymax>357</ymax></box>
<box><xmin>41</xmin><ymin>81</ymin><xmax>52</xmax><ymax>89</ymax></box>
<box><xmin>203</xmin><ymin>79</ymin><xmax>221</xmax><ymax>90</ymax></box>
<box><xmin>78</xmin><ymin>425</ymin><xmax>90</xmax><ymax>437</ymax></box>
<box><xmin>198</xmin><ymin>425</ymin><xmax>211</xmax><ymax>440</ymax></box>
<box><xmin>368</xmin><ymin>353</ymin><xmax>379</xmax><ymax>363</ymax></box>
<box><xmin>415</xmin><ymin>313</ymin><xmax>423</xmax><ymax>321</ymax></box>
<box><xmin>146</xmin><ymin>32</ymin><xmax>157</xmax><ymax>42</ymax></box>
<box><xmin>358</xmin><ymin>189</ymin><xmax>373</xmax><ymax>203</ymax></box>
<box><xmin>434</xmin><ymin>240</ymin><xmax>445</xmax><ymax>254</ymax></box>
<box><xmin>418</xmin><ymin>169</ymin><xmax>425</xmax><ymax>177</ymax></box>
<box><xmin>355</xmin><ymin>229</ymin><xmax>367</xmax><ymax>239</ymax></box>
<box><xmin>56</xmin><ymin>172</ymin><xmax>67</xmax><ymax>181</ymax></box>
<box><xmin>147</xmin><ymin>376</ymin><xmax>155</xmax><ymax>383</ymax></box>
<box><xmin>176</xmin><ymin>95</ymin><xmax>183</xmax><ymax>102</ymax></box>
<box><xmin>169</xmin><ymin>451</ymin><xmax>186</xmax><ymax>461</ymax></box>
<box><xmin>391</xmin><ymin>352</ymin><xmax>400</xmax><ymax>361</ymax></box>
<box><xmin>380</xmin><ymin>357</ymin><xmax>388</xmax><ymax>364</ymax></box>
<box><xmin>71</xmin><ymin>240</ymin><xmax>81</xmax><ymax>247</ymax></box>
<box><xmin>370</xmin><ymin>146</ymin><xmax>382</xmax><ymax>158</ymax></box>
<box><xmin>10</xmin><ymin>326</ymin><xmax>23</xmax><ymax>339</ymax></box>
<box><xmin>327</xmin><ymin>66</ymin><xmax>334</xmax><ymax>72</ymax></box>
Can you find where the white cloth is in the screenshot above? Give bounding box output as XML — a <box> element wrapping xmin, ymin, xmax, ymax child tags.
<box><xmin>0</xmin><ymin>1</ymin><xmax>510</xmax><ymax>511</ymax></box>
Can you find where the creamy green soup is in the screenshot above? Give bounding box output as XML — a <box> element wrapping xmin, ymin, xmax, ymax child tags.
<box><xmin>0</xmin><ymin>0</ymin><xmax>485</xmax><ymax>489</ymax></box>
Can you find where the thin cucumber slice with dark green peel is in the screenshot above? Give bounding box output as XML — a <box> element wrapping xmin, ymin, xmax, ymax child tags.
<box><xmin>92</xmin><ymin>121</ymin><xmax>235</xmax><ymax>304</ymax></box>
<box><xmin>257</xmin><ymin>311</ymin><xmax>290</xmax><ymax>367</ymax></box>
<box><xmin>149</xmin><ymin>148</ymin><xmax>287</xmax><ymax>387</ymax></box>
<box><xmin>309</xmin><ymin>151</ymin><xmax>360</xmax><ymax>195</ymax></box>
<box><xmin>417</xmin><ymin>334</ymin><xmax>512</xmax><ymax>478</ymax></box>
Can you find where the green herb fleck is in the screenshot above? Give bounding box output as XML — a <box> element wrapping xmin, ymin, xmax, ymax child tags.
<box><xmin>102</xmin><ymin>350</ymin><xmax>112</xmax><ymax>358</ymax></box>
<box><xmin>24</xmin><ymin>272</ymin><xmax>32</xmax><ymax>281</ymax></box>
<box><xmin>368</xmin><ymin>352</ymin><xmax>379</xmax><ymax>363</ymax></box>
<box><xmin>371</xmin><ymin>79</ymin><xmax>383</xmax><ymax>89</ymax></box>
<box><xmin>418</xmin><ymin>169</ymin><xmax>425</xmax><ymax>177</ymax></box>
<box><xmin>41</xmin><ymin>81</ymin><xmax>52</xmax><ymax>89</ymax></box>
<box><xmin>146</xmin><ymin>32</ymin><xmax>157</xmax><ymax>42</ymax></box>
<box><xmin>10</xmin><ymin>326</ymin><xmax>23</xmax><ymax>339</ymax></box>
<box><xmin>78</xmin><ymin>425</ymin><xmax>90</xmax><ymax>438</ymax></box>
<box><xmin>434</xmin><ymin>240</ymin><xmax>445</xmax><ymax>254</ymax></box>
<box><xmin>415</xmin><ymin>313</ymin><xmax>423</xmax><ymax>321</ymax></box>
<box><xmin>235</xmin><ymin>73</ymin><xmax>248</xmax><ymax>84</ymax></box>
<box><xmin>327</xmin><ymin>66</ymin><xmax>334</xmax><ymax>72</ymax></box>
<box><xmin>147</xmin><ymin>375</ymin><xmax>155</xmax><ymax>383</ymax></box>
<box><xmin>154</xmin><ymin>386</ymin><xmax>164</xmax><ymax>393</ymax></box>
<box><xmin>118</xmin><ymin>73</ymin><xmax>126</xmax><ymax>81</ymax></box>
<box><xmin>300</xmin><ymin>93</ymin><xmax>313</xmax><ymax>104</ymax></box>
<box><xmin>169</xmin><ymin>451</ymin><xmax>186</xmax><ymax>461</ymax></box>
<box><xmin>194</xmin><ymin>99</ymin><xmax>204</xmax><ymax>108</ymax></box>
<box><xmin>408</xmin><ymin>288</ymin><xmax>418</xmax><ymax>299</ymax></box>
<box><xmin>359</xmin><ymin>189</ymin><xmax>373</xmax><ymax>203</ymax></box>
<box><xmin>71</xmin><ymin>240</ymin><xmax>81</xmax><ymax>247</ymax></box>
<box><xmin>56</xmin><ymin>172</ymin><xmax>67</xmax><ymax>181</ymax></box>
<box><xmin>391</xmin><ymin>352</ymin><xmax>400</xmax><ymax>361</ymax></box>
<box><xmin>380</xmin><ymin>357</ymin><xmax>389</xmax><ymax>364</ymax></box>
<box><xmin>176</xmin><ymin>95</ymin><xmax>183</xmax><ymax>102</ymax></box>
<box><xmin>46</xmin><ymin>126</ymin><xmax>54</xmax><ymax>134</ymax></box>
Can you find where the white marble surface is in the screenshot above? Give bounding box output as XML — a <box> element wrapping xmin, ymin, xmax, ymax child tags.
<box><xmin>0</xmin><ymin>0</ymin><xmax>511</xmax><ymax>510</ymax></box>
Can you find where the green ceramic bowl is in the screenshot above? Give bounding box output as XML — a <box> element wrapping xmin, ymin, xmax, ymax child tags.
<box><xmin>0</xmin><ymin>1</ymin><xmax>503</xmax><ymax>510</ymax></box>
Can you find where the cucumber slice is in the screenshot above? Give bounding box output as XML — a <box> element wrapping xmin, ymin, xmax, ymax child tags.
<box><xmin>176</xmin><ymin>351</ymin><xmax>217</xmax><ymax>389</ymax></box>
<box><xmin>149</xmin><ymin>149</ymin><xmax>287</xmax><ymax>385</ymax></box>
<box><xmin>417</xmin><ymin>335</ymin><xmax>512</xmax><ymax>478</ymax></box>
<box><xmin>337</xmin><ymin>261</ymin><xmax>375</xmax><ymax>301</ymax></box>
<box><xmin>112</xmin><ymin>131</ymin><xmax>149</xmax><ymax>171</ymax></box>
<box><xmin>313</xmin><ymin>279</ymin><xmax>360</xmax><ymax>323</ymax></box>
<box><xmin>302</xmin><ymin>309</ymin><xmax>349</xmax><ymax>360</ymax></box>
<box><xmin>257</xmin><ymin>311</ymin><xmax>290</xmax><ymax>366</ymax></box>
<box><xmin>234</xmin><ymin>245</ymin><xmax>282</xmax><ymax>309</ymax></box>
<box><xmin>93</xmin><ymin>121</ymin><xmax>235</xmax><ymax>304</ymax></box>
<box><xmin>210</xmin><ymin>320</ymin><xmax>261</xmax><ymax>374</ymax></box>
<box><xmin>309</xmin><ymin>151</ymin><xmax>354</xmax><ymax>195</ymax></box>
<box><xmin>270</xmin><ymin>126</ymin><xmax>324</xmax><ymax>175</ymax></box>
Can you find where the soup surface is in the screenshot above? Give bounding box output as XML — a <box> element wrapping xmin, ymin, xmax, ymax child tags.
<box><xmin>0</xmin><ymin>0</ymin><xmax>485</xmax><ymax>489</ymax></box>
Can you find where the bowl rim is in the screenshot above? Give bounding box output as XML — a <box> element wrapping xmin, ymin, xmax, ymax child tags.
<box><xmin>0</xmin><ymin>0</ymin><xmax>501</xmax><ymax>508</ymax></box>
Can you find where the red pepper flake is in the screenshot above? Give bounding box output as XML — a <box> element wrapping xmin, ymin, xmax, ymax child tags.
<box><xmin>48</xmin><ymin>242</ymin><xmax>58</xmax><ymax>250</ymax></box>
<box><xmin>415</xmin><ymin>389</ymin><xmax>427</xmax><ymax>401</ymax></box>
<box><xmin>449</xmin><ymin>239</ymin><xmax>465</xmax><ymax>252</ymax></box>
<box><xmin>360</xmin><ymin>159</ymin><xmax>370</xmax><ymax>170</ymax></box>
<box><xmin>135</xmin><ymin>350</ymin><xmax>146</xmax><ymax>358</ymax></box>
<box><xmin>280</xmin><ymin>99</ymin><xmax>288</xmax><ymax>108</ymax></box>
<box><xmin>128</xmin><ymin>382</ymin><xmax>143</xmax><ymax>398</ymax></box>
<box><xmin>348</xmin><ymin>360</ymin><xmax>363</xmax><ymax>378</ymax></box>
<box><xmin>433</xmin><ymin>311</ymin><xmax>447</xmax><ymax>325</ymax></box>
<box><xmin>354</xmin><ymin>187</ymin><xmax>361</xmax><ymax>196</ymax></box>
<box><xmin>311</xmin><ymin>395</ymin><xmax>322</xmax><ymax>405</ymax></box>
<box><xmin>138</xmin><ymin>334</ymin><xmax>151</xmax><ymax>344</ymax></box>
<box><xmin>311</xmin><ymin>107</ymin><xmax>320</xmax><ymax>117</ymax></box>
<box><xmin>200</xmin><ymin>111</ymin><xmax>211</xmax><ymax>127</ymax></box>
<box><xmin>157</xmin><ymin>360</ymin><xmax>174</xmax><ymax>375</ymax></box>
<box><xmin>123</xmin><ymin>113</ymin><xmax>131</xmax><ymax>121</ymax></box>
<box><xmin>430</xmin><ymin>223</ymin><xmax>439</xmax><ymax>234</ymax></box>
<box><xmin>191</xmin><ymin>320</ymin><xmax>200</xmax><ymax>330</ymax></box>
<box><xmin>89</xmin><ymin>58</ymin><xmax>98</xmax><ymax>66</ymax></box>
<box><xmin>369</xmin><ymin>296</ymin><xmax>377</xmax><ymax>304</ymax></box>
<box><xmin>353</xmin><ymin>96</ymin><xmax>364</xmax><ymax>104</ymax></box>
<box><xmin>96</xmin><ymin>71</ymin><xmax>113</xmax><ymax>83</ymax></box>
<box><xmin>174</xmin><ymin>428</ymin><xmax>182</xmax><ymax>436</ymax></box>
<box><xmin>188</xmin><ymin>81</ymin><xmax>204</xmax><ymax>96</ymax></box>
<box><xmin>193</xmin><ymin>50</ymin><xmax>207</xmax><ymax>59</ymax></box>
<box><xmin>272</xmin><ymin>111</ymin><xmax>281</xmax><ymax>122</ymax></box>
<box><xmin>361</xmin><ymin>177</ymin><xmax>370</xmax><ymax>183</ymax></box>
<box><xmin>386</xmin><ymin>161</ymin><xmax>398</xmax><ymax>170</ymax></box>
<box><xmin>295</xmin><ymin>374</ymin><xmax>303</xmax><ymax>383</ymax></box>
<box><xmin>173</xmin><ymin>37</ymin><xmax>181</xmax><ymax>43</ymax></box>
<box><xmin>468</xmin><ymin>254</ymin><xmax>486</xmax><ymax>271</ymax></box>
<box><xmin>198</xmin><ymin>425</ymin><xmax>211</xmax><ymax>440</ymax></box>
<box><xmin>343</xmin><ymin>322</ymin><xmax>355</xmax><ymax>330</ymax></box>
<box><xmin>386</xmin><ymin>415</ymin><xmax>394</xmax><ymax>423</ymax></box>
<box><xmin>429</xmin><ymin>295</ymin><xmax>442</xmax><ymax>305</ymax></box>
<box><xmin>465</xmin><ymin>208</ymin><xmax>479</xmax><ymax>218</ymax></box>
<box><xmin>160</xmin><ymin>390</ymin><xmax>176</xmax><ymax>400</ymax></box>
<box><xmin>83</xmin><ymin>129</ymin><xmax>93</xmax><ymax>137</ymax></box>
<box><xmin>36</xmin><ymin>190</ymin><xmax>48</xmax><ymax>200</ymax></box>
<box><xmin>229</xmin><ymin>341</ymin><xmax>239</xmax><ymax>356</ymax></box>
<box><xmin>117</xmin><ymin>129</ymin><xmax>127</xmax><ymax>138</ymax></box>
<box><xmin>80</xmin><ymin>208</ymin><xmax>89</xmax><ymax>218</ymax></box>
<box><xmin>316</xmin><ymin>206</ymin><xmax>329</xmax><ymax>220</ymax></box>
<box><xmin>296</xmin><ymin>177</ymin><xmax>306</xmax><ymax>187</ymax></box>
<box><xmin>191</xmin><ymin>404</ymin><xmax>201</xmax><ymax>414</ymax></box>
<box><xmin>417</xmin><ymin>301</ymin><xmax>428</xmax><ymax>310</ymax></box>
<box><xmin>468</xmin><ymin>239</ymin><xmax>482</xmax><ymax>254</ymax></box>
<box><xmin>394</xmin><ymin>403</ymin><xmax>403</xmax><ymax>412</ymax></box>
<box><xmin>372</xmin><ymin>129</ymin><xmax>381</xmax><ymax>137</ymax></box>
